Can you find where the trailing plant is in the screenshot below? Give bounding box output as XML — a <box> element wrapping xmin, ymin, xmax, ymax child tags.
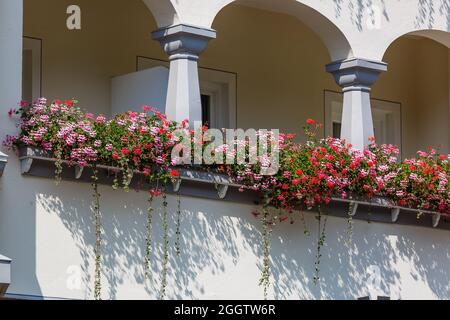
<box><xmin>346</xmin><ymin>202</ymin><xmax>355</xmax><ymax>245</ymax></box>
<box><xmin>91</xmin><ymin>166</ymin><xmax>102</xmax><ymax>300</ymax></box>
<box><xmin>175</xmin><ymin>193</ymin><xmax>182</xmax><ymax>257</ymax></box>
<box><xmin>313</xmin><ymin>208</ymin><xmax>327</xmax><ymax>285</ymax></box>
<box><xmin>160</xmin><ymin>191</ymin><xmax>169</xmax><ymax>299</ymax></box>
<box><xmin>259</xmin><ymin>195</ymin><xmax>272</xmax><ymax>300</ymax></box>
<box><xmin>298</xmin><ymin>209</ymin><xmax>310</xmax><ymax>236</ymax></box>
<box><xmin>144</xmin><ymin>193</ymin><xmax>154</xmax><ymax>281</ymax></box>
<box><xmin>54</xmin><ymin>146</ymin><xmax>63</xmax><ymax>185</ymax></box>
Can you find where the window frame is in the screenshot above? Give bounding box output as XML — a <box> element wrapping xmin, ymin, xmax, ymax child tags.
<box><xmin>22</xmin><ymin>36</ymin><xmax>43</xmax><ymax>102</ymax></box>
<box><xmin>136</xmin><ymin>56</ymin><xmax>237</xmax><ymax>129</ymax></box>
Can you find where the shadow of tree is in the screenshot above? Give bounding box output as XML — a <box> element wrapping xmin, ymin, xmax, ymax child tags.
<box><xmin>36</xmin><ymin>187</ymin><xmax>261</xmax><ymax>299</ymax></box>
<box><xmin>36</xmin><ymin>186</ymin><xmax>450</xmax><ymax>300</ymax></box>
<box><xmin>331</xmin><ymin>0</ymin><xmax>390</xmax><ymax>31</ymax></box>
<box><xmin>415</xmin><ymin>0</ymin><xmax>449</xmax><ymax>29</ymax></box>
<box><xmin>269</xmin><ymin>213</ymin><xmax>450</xmax><ymax>299</ymax></box>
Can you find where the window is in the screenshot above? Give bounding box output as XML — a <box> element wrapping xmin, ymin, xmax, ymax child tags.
<box><xmin>22</xmin><ymin>37</ymin><xmax>42</xmax><ymax>102</ymax></box>
<box><xmin>201</xmin><ymin>94</ymin><xmax>211</xmax><ymax>126</ymax></box>
<box><xmin>136</xmin><ymin>56</ymin><xmax>237</xmax><ymax>129</ymax></box>
<box><xmin>324</xmin><ymin>90</ymin><xmax>402</xmax><ymax>150</ymax></box>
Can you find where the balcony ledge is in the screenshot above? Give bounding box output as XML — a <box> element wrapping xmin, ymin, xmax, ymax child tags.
<box><xmin>19</xmin><ymin>147</ymin><xmax>450</xmax><ymax>231</ymax></box>
<box><xmin>0</xmin><ymin>255</ymin><xmax>11</xmax><ymax>296</ymax></box>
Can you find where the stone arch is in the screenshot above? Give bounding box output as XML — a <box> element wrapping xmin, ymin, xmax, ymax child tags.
<box><xmin>142</xmin><ymin>0</ymin><xmax>180</xmax><ymax>28</ymax></box>
<box><xmin>379</xmin><ymin>28</ymin><xmax>450</xmax><ymax>156</ymax></box>
<box><xmin>381</xmin><ymin>29</ymin><xmax>450</xmax><ymax>60</ymax></box>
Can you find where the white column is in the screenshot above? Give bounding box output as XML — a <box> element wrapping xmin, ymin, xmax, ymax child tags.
<box><xmin>0</xmin><ymin>0</ymin><xmax>22</xmax><ymax>294</ymax></box>
<box><xmin>152</xmin><ymin>24</ymin><xmax>216</xmax><ymax>124</ymax></box>
<box><xmin>326</xmin><ymin>58</ymin><xmax>387</xmax><ymax>150</ymax></box>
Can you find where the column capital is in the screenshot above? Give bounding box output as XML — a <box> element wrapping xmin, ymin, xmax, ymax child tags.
<box><xmin>152</xmin><ymin>24</ymin><xmax>216</xmax><ymax>61</ymax></box>
<box><xmin>326</xmin><ymin>58</ymin><xmax>388</xmax><ymax>91</ymax></box>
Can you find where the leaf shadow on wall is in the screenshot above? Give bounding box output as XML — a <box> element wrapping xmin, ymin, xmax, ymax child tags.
<box><xmin>37</xmin><ymin>188</ymin><xmax>450</xmax><ymax>300</ymax></box>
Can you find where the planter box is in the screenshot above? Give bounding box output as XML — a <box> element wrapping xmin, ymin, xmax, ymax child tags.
<box><xmin>18</xmin><ymin>147</ymin><xmax>260</xmax><ymax>204</ymax></box>
<box><xmin>18</xmin><ymin>147</ymin><xmax>450</xmax><ymax>230</ymax></box>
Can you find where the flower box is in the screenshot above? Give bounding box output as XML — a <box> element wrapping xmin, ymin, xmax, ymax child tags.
<box><xmin>18</xmin><ymin>146</ymin><xmax>449</xmax><ymax>230</ymax></box>
<box><xmin>18</xmin><ymin>146</ymin><xmax>260</xmax><ymax>204</ymax></box>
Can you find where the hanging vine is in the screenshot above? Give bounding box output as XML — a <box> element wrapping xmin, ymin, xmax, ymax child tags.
<box><xmin>91</xmin><ymin>166</ymin><xmax>102</xmax><ymax>300</ymax></box>
<box><xmin>175</xmin><ymin>193</ymin><xmax>182</xmax><ymax>257</ymax></box>
<box><xmin>259</xmin><ymin>195</ymin><xmax>272</xmax><ymax>300</ymax></box>
<box><xmin>54</xmin><ymin>146</ymin><xmax>63</xmax><ymax>185</ymax></box>
<box><xmin>144</xmin><ymin>193</ymin><xmax>154</xmax><ymax>281</ymax></box>
<box><xmin>346</xmin><ymin>202</ymin><xmax>355</xmax><ymax>245</ymax></box>
<box><xmin>299</xmin><ymin>210</ymin><xmax>310</xmax><ymax>236</ymax></box>
<box><xmin>112</xmin><ymin>170</ymin><xmax>119</xmax><ymax>190</ymax></box>
<box><xmin>313</xmin><ymin>207</ymin><xmax>327</xmax><ymax>285</ymax></box>
<box><xmin>160</xmin><ymin>191</ymin><xmax>169</xmax><ymax>299</ymax></box>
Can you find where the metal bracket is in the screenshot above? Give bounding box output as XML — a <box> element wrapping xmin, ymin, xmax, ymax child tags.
<box><xmin>20</xmin><ymin>158</ymin><xmax>33</xmax><ymax>174</ymax></box>
<box><xmin>217</xmin><ymin>184</ymin><xmax>229</xmax><ymax>199</ymax></box>
<box><xmin>171</xmin><ymin>178</ymin><xmax>181</xmax><ymax>193</ymax></box>
<box><xmin>391</xmin><ymin>208</ymin><xmax>400</xmax><ymax>223</ymax></box>
<box><xmin>0</xmin><ymin>152</ymin><xmax>8</xmax><ymax>177</ymax></box>
<box><xmin>348</xmin><ymin>202</ymin><xmax>358</xmax><ymax>216</ymax></box>
<box><xmin>432</xmin><ymin>213</ymin><xmax>441</xmax><ymax>228</ymax></box>
<box><xmin>75</xmin><ymin>166</ymin><xmax>84</xmax><ymax>179</ymax></box>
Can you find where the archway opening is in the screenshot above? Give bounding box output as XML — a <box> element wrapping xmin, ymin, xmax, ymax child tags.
<box><xmin>201</xmin><ymin>0</ymin><xmax>352</xmax><ymax>139</ymax></box>
<box><xmin>22</xmin><ymin>0</ymin><xmax>165</xmax><ymax>117</ymax></box>
<box><xmin>373</xmin><ymin>30</ymin><xmax>450</xmax><ymax>157</ymax></box>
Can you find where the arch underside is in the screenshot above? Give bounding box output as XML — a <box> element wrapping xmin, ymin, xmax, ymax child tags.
<box><xmin>381</xmin><ymin>29</ymin><xmax>450</xmax><ymax>60</ymax></box>
<box><xmin>408</xmin><ymin>30</ymin><xmax>450</xmax><ymax>48</ymax></box>
<box><xmin>142</xmin><ymin>0</ymin><xmax>179</xmax><ymax>27</ymax></box>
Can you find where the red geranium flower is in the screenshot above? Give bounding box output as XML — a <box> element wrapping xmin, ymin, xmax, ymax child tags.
<box><xmin>121</xmin><ymin>148</ymin><xmax>130</xmax><ymax>156</ymax></box>
<box><xmin>170</xmin><ymin>169</ymin><xmax>180</xmax><ymax>178</ymax></box>
<box><xmin>133</xmin><ymin>148</ymin><xmax>142</xmax><ymax>156</ymax></box>
<box><xmin>287</xmin><ymin>133</ymin><xmax>296</xmax><ymax>140</ymax></box>
<box><xmin>65</xmin><ymin>99</ymin><xmax>74</xmax><ymax>107</ymax></box>
<box><xmin>306</xmin><ymin>118</ymin><xmax>316</xmax><ymax>125</ymax></box>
